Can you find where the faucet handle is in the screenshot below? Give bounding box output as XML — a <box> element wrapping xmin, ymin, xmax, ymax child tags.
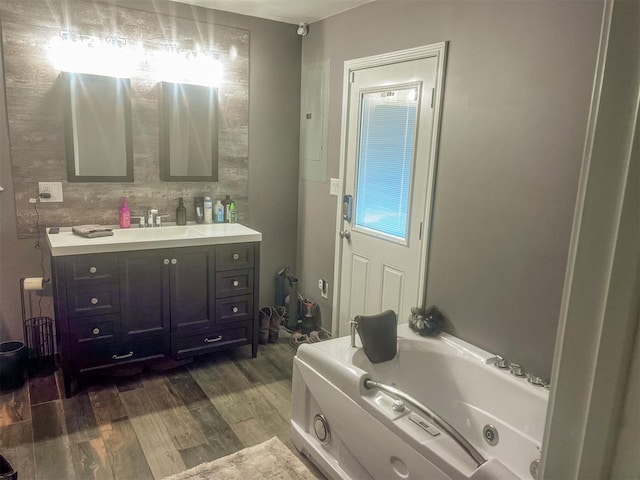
<box><xmin>493</xmin><ymin>356</ymin><xmax>509</xmax><ymax>369</ymax></box>
<box><xmin>509</xmin><ymin>363</ymin><xmax>526</xmax><ymax>377</ymax></box>
<box><xmin>130</xmin><ymin>215</ymin><xmax>146</xmax><ymax>228</ymax></box>
<box><xmin>156</xmin><ymin>214</ymin><xmax>170</xmax><ymax>227</ymax></box>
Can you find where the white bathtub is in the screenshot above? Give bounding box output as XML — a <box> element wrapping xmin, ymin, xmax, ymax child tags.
<box><xmin>291</xmin><ymin>324</ymin><xmax>548</xmax><ymax>480</ymax></box>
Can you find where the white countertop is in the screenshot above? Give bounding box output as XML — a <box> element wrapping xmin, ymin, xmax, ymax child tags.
<box><xmin>47</xmin><ymin>223</ymin><xmax>262</xmax><ymax>256</ymax></box>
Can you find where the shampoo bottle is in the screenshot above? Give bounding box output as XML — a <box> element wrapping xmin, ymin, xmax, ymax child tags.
<box><xmin>214</xmin><ymin>200</ymin><xmax>224</xmax><ymax>223</ymax></box>
<box><xmin>203</xmin><ymin>196</ymin><xmax>213</xmax><ymax>224</ymax></box>
<box><xmin>119</xmin><ymin>197</ymin><xmax>131</xmax><ymax>228</ymax></box>
<box><xmin>222</xmin><ymin>195</ymin><xmax>232</xmax><ymax>223</ymax></box>
<box><xmin>194</xmin><ymin>197</ymin><xmax>204</xmax><ymax>224</ymax></box>
<box><xmin>176</xmin><ymin>197</ymin><xmax>187</xmax><ymax>225</ymax></box>
<box><xmin>229</xmin><ymin>199</ymin><xmax>236</xmax><ymax>223</ymax></box>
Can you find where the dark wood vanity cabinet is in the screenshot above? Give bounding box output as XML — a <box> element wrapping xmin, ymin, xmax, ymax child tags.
<box><xmin>51</xmin><ymin>242</ymin><xmax>260</xmax><ymax>397</ymax></box>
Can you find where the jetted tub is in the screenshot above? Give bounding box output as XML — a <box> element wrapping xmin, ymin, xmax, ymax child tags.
<box><xmin>291</xmin><ymin>324</ymin><xmax>548</xmax><ymax>480</ymax></box>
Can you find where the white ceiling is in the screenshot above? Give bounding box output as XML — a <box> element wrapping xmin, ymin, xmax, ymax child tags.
<box><xmin>174</xmin><ymin>0</ymin><xmax>374</xmax><ymax>25</ymax></box>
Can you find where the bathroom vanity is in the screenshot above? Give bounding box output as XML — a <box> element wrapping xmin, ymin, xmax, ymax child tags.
<box><xmin>47</xmin><ymin>224</ymin><xmax>261</xmax><ymax>397</ymax></box>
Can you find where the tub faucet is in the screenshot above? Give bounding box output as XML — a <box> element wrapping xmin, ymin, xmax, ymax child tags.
<box><xmin>349</xmin><ymin>319</ymin><xmax>358</xmax><ymax>348</ymax></box>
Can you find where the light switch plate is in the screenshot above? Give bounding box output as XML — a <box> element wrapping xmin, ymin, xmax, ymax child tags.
<box><xmin>330</xmin><ymin>178</ymin><xmax>340</xmax><ymax>197</ymax></box>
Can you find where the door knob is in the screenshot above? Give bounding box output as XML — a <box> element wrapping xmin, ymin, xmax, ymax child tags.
<box><xmin>339</xmin><ymin>230</ymin><xmax>351</xmax><ymax>240</ymax></box>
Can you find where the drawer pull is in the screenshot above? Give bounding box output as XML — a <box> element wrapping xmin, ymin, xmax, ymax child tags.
<box><xmin>204</xmin><ymin>336</ymin><xmax>223</xmax><ymax>343</ymax></box>
<box><xmin>232</xmin><ymin>306</ymin><xmax>239</xmax><ymax>313</ymax></box>
<box><xmin>232</xmin><ymin>253</ymin><xmax>239</xmax><ymax>260</ymax></box>
<box><xmin>112</xmin><ymin>351</ymin><xmax>134</xmax><ymax>360</ymax></box>
<box><xmin>92</xmin><ymin>327</ymin><xmax>100</xmax><ymax>335</ymax></box>
<box><xmin>171</xmin><ymin>258</ymin><xmax>177</xmax><ymax>265</ymax></box>
<box><xmin>232</xmin><ymin>280</ymin><xmax>239</xmax><ymax>287</ymax></box>
<box><xmin>90</xmin><ymin>297</ymin><xmax>99</xmax><ymax>305</ymax></box>
<box><xmin>89</xmin><ymin>266</ymin><xmax>97</xmax><ymax>274</ymax></box>
<box><xmin>163</xmin><ymin>258</ymin><xmax>170</xmax><ymax>265</ymax></box>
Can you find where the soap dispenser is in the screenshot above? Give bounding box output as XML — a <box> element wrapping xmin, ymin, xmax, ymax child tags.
<box><xmin>176</xmin><ymin>197</ymin><xmax>187</xmax><ymax>225</ymax></box>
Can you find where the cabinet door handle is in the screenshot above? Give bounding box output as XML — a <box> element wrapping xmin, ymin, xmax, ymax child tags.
<box><xmin>164</xmin><ymin>258</ymin><xmax>170</xmax><ymax>265</ymax></box>
<box><xmin>232</xmin><ymin>253</ymin><xmax>239</xmax><ymax>260</ymax></box>
<box><xmin>171</xmin><ymin>258</ymin><xmax>177</xmax><ymax>265</ymax></box>
<box><xmin>90</xmin><ymin>297</ymin><xmax>99</xmax><ymax>305</ymax></box>
<box><xmin>89</xmin><ymin>266</ymin><xmax>97</xmax><ymax>274</ymax></box>
<box><xmin>232</xmin><ymin>306</ymin><xmax>239</xmax><ymax>313</ymax></box>
<box><xmin>92</xmin><ymin>327</ymin><xmax>100</xmax><ymax>335</ymax></box>
<box><xmin>232</xmin><ymin>280</ymin><xmax>239</xmax><ymax>287</ymax></box>
<box><xmin>112</xmin><ymin>351</ymin><xmax>134</xmax><ymax>360</ymax></box>
<box><xmin>204</xmin><ymin>336</ymin><xmax>222</xmax><ymax>343</ymax></box>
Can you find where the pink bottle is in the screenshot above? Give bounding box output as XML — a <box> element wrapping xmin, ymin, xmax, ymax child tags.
<box><xmin>119</xmin><ymin>197</ymin><xmax>131</xmax><ymax>228</ymax></box>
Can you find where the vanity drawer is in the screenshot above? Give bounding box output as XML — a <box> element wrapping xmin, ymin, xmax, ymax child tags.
<box><xmin>215</xmin><ymin>269</ymin><xmax>254</xmax><ymax>298</ymax></box>
<box><xmin>171</xmin><ymin>324</ymin><xmax>250</xmax><ymax>359</ymax></box>
<box><xmin>65</xmin><ymin>253</ymin><xmax>119</xmax><ymax>286</ymax></box>
<box><xmin>67</xmin><ymin>284</ymin><xmax>120</xmax><ymax>318</ymax></box>
<box><xmin>70</xmin><ymin>314</ymin><xmax>117</xmax><ymax>344</ymax></box>
<box><xmin>215</xmin><ymin>295</ymin><xmax>253</xmax><ymax>324</ymax></box>
<box><xmin>216</xmin><ymin>243</ymin><xmax>254</xmax><ymax>271</ymax></box>
<box><xmin>75</xmin><ymin>335</ymin><xmax>169</xmax><ymax>372</ymax></box>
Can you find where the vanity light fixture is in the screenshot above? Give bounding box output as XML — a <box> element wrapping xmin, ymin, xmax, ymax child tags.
<box><xmin>153</xmin><ymin>44</ymin><xmax>224</xmax><ymax>87</ymax></box>
<box><xmin>49</xmin><ymin>30</ymin><xmax>140</xmax><ymax>78</ymax></box>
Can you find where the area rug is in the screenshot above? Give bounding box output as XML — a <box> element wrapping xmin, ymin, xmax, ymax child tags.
<box><xmin>163</xmin><ymin>436</ymin><xmax>317</xmax><ymax>480</ymax></box>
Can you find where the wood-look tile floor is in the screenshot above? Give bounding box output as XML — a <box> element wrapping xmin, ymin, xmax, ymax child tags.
<box><xmin>0</xmin><ymin>335</ymin><xmax>324</xmax><ymax>480</ymax></box>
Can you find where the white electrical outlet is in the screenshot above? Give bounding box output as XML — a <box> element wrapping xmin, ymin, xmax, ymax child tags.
<box><xmin>38</xmin><ymin>182</ymin><xmax>64</xmax><ymax>202</ymax></box>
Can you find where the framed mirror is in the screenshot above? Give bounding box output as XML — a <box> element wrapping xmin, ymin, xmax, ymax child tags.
<box><xmin>160</xmin><ymin>82</ymin><xmax>218</xmax><ymax>181</ymax></box>
<box><xmin>62</xmin><ymin>72</ymin><xmax>133</xmax><ymax>182</ymax></box>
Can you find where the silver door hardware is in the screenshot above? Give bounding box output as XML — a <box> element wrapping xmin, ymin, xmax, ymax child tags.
<box><xmin>339</xmin><ymin>230</ymin><xmax>351</xmax><ymax>240</ymax></box>
<box><xmin>342</xmin><ymin>194</ymin><xmax>353</xmax><ymax>222</ymax></box>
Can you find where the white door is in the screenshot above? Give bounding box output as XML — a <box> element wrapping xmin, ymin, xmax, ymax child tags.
<box><xmin>336</xmin><ymin>46</ymin><xmax>446</xmax><ymax>337</ymax></box>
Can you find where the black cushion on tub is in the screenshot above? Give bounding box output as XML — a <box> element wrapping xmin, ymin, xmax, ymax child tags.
<box><xmin>355</xmin><ymin>310</ymin><xmax>398</xmax><ymax>363</ymax></box>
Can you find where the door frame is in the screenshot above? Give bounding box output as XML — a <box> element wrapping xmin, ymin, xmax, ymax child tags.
<box><xmin>331</xmin><ymin>42</ymin><xmax>449</xmax><ymax>337</ymax></box>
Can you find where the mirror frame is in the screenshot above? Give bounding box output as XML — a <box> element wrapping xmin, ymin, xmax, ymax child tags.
<box><xmin>159</xmin><ymin>81</ymin><xmax>219</xmax><ymax>182</ymax></box>
<box><xmin>62</xmin><ymin>72</ymin><xmax>134</xmax><ymax>182</ymax></box>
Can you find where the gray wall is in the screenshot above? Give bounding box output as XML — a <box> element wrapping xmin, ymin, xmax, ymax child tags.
<box><xmin>298</xmin><ymin>0</ymin><xmax>603</xmax><ymax>378</ymax></box>
<box><xmin>0</xmin><ymin>0</ymin><xmax>300</xmax><ymax>342</ymax></box>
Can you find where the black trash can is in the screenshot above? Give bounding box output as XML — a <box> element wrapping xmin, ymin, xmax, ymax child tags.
<box><xmin>0</xmin><ymin>341</ymin><xmax>27</xmax><ymax>391</ymax></box>
<box><xmin>0</xmin><ymin>455</ymin><xmax>16</xmax><ymax>480</ymax></box>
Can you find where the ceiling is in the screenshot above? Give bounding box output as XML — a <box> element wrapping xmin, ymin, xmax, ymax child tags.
<box><xmin>174</xmin><ymin>0</ymin><xmax>374</xmax><ymax>25</ymax></box>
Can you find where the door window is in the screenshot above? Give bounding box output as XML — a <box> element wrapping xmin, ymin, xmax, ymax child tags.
<box><xmin>354</xmin><ymin>84</ymin><xmax>420</xmax><ymax>244</ymax></box>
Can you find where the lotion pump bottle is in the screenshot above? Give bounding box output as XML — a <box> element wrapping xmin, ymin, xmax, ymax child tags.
<box><xmin>119</xmin><ymin>197</ymin><xmax>131</xmax><ymax>229</ymax></box>
<box><xmin>203</xmin><ymin>196</ymin><xmax>213</xmax><ymax>224</ymax></box>
<box><xmin>176</xmin><ymin>197</ymin><xmax>187</xmax><ymax>225</ymax></box>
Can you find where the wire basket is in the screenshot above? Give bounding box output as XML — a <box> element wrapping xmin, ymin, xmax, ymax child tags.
<box><xmin>23</xmin><ymin>316</ymin><xmax>55</xmax><ymax>375</ymax></box>
<box><xmin>20</xmin><ymin>278</ymin><xmax>56</xmax><ymax>376</ymax></box>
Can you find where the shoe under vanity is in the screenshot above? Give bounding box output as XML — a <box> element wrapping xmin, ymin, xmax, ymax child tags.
<box><xmin>46</xmin><ymin>223</ymin><xmax>262</xmax><ymax>397</ymax></box>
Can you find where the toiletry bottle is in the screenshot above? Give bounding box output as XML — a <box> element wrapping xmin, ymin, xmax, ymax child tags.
<box><xmin>222</xmin><ymin>195</ymin><xmax>232</xmax><ymax>223</ymax></box>
<box><xmin>119</xmin><ymin>197</ymin><xmax>131</xmax><ymax>228</ymax></box>
<box><xmin>203</xmin><ymin>196</ymin><xmax>213</xmax><ymax>224</ymax></box>
<box><xmin>229</xmin><ymin>199</ymin><xmax>236</xmax><ymax>223</ymax></box>
<box><xmin>194</xmin><ymin>196</ymin><xmax>204</xmax><ymax>224</ymax></box>
<box><xmin>214</xmin><ymin>199</ymin><xmax>224</xmax><ymax>223</ymax></box>
<box><xmin>176</xmin><ymin>197</ymin><xmax>187</xmax><ymax>225</ymax></box>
